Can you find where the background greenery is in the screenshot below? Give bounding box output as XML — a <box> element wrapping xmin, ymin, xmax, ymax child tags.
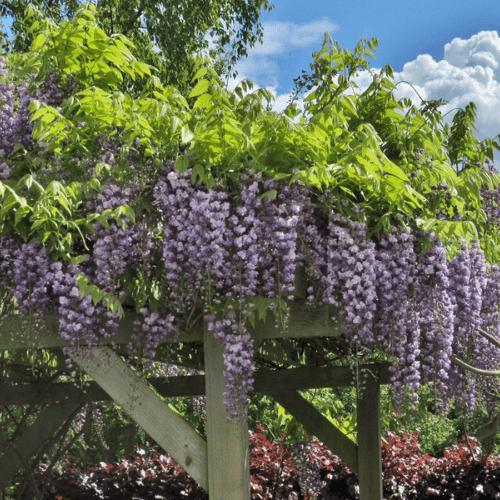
<box><xmin>0</xmin><ymin>0</ymin><xmax>274</xmax><ymax>96</ymax></box>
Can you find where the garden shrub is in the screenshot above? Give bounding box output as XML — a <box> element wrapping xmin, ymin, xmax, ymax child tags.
<box><xmin>13</xmin><ymin>428</ymin><xmax>500</xmax><ymax>499</ymax></box>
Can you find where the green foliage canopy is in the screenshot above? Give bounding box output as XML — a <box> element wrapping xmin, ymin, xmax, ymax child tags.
<box><xmin>3</xmin><ymin>10</ymin><xmax>500</xmax><ymax>266</ymax></box>
<box><xmin>0</xmin><ymin>0</ymin><xmax>274</xmax><ymax>95</ymax></box>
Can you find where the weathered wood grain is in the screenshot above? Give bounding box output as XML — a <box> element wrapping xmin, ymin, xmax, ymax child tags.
<box><xmin>357</xmin><ymin>371</ymin><xmax>383</xmax><ymax>500</ymax></box>
<box><xmin>266</xmin><ymin>389</ymin><xmax>359</xmax><ymax>472</ymax></box>
<box><xmin>0</xmin><ymin>301</ymin><xmax>342</xmax><ymax>349</ymax></box>
<box><xmin>68</xmin><ymin>347</ymin><xmax>208</xmax><ymax>490</ymax></box>
<box><xmin>203</xmin><ymin>327</ymin><xmax>251</xmax><ymax>500</ymax></box>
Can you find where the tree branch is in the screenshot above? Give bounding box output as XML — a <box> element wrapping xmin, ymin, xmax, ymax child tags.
<box><xmin>476</xmin><ymin>328</ymin><xmax>500</xmax><ymax>350</ymax></box>
<box><xmin>450</xmin><ymin>329</ymin><xmax>500</xmax><ymax>377</ymax></box>
<box><xmin>450</xmin><ymin>355</ymin><xmax>500</xmax><ymax>376</ymax></box>
<box><xmin>122</xmin><ymin>1</ymin><xmax>145</xmax><ymax>37</ymax></box>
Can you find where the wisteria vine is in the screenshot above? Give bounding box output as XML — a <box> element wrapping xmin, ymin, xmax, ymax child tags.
<box><xmin>3</xmin><ymin>54</ymin><xmax>500</xmax><ymax>421</ymax></box>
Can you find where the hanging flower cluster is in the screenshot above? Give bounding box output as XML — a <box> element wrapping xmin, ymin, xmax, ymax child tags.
<box><xmin>3</xmin><ymin>55</ymin><xmax>500</xmax><ymax>420</ymax></box>
<box><xmin>3</xmin><ymin>155</ymin><xmax>500</xmax><ymax>416</ymax></box>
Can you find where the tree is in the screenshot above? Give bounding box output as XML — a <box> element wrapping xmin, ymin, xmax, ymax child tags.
<box><xmin>0</xmin><ymin>0</ymin><xmax>274</xmax><ymax>95</ymax></box>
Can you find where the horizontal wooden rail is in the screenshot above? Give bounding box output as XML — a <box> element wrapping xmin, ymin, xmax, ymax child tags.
<box><xmin>256</xmin><ymin>363</ymin><xmax>392</xmax><ymax>391</ymax></box>
<box><xmin>0</xmin><ymin>301</ymin><xmax>342</xmax><ymax>350</ymax></box>
<box><xmin>0</xmin><ymin>363</ymin><xmax>392</xmax><ymax>406</ymax></box>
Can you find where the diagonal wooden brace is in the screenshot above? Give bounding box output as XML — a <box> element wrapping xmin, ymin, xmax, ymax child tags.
<box><xmin>266</xmin><ymin>389</ymin><xmax>359</xmax><ymax>472</ymax></box>
<box><xmin>0</xmin><ymin>399</ymin><xmax>82</xmax><ymax>491</ymax></box>
<box><xmin>68</xmin><ymin>347</ymin><xmax>208</xmax><ymax>490</ymax></box>
<box><xmin>477</xmin><ymin>414</ymin><xmax>500</xmax><ymax>442</ymax></box>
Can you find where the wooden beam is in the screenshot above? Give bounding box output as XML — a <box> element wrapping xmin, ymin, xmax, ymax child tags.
<box><xmin>68</xmin><ymin>347</ymin><xmax>208</xmax><ymax>490</ymax></box>
<box><xmin>357</xmin><ymin>371</ymin><xmax>383</xmax><ymax>500</ymax></box>
<box><xmin>0</xmin><ymin>301</ymin><xmax>342</xmax><ymax>350</ymax></box>
<box><xmin>0</xmin><ymin>382</ymin><xmax>93</xmax><ymax>406</ymax></box>
<box><xmin>0</xmin><ymin>399</ymin><xmax>82</xmax><ymax>491</ymax></box>
<box><xmin>0</xmin><ymin>377</ymin><xmax>200</xmax><ymax>406</ymax></box>
<box><xmin>476</xmin><ymin>412</ymin><xmax>500</xmax><ymax>441</ymax></box>
<box><xmin>0</xmin><ymin>376</ymin><xmax>206</xmax><ymax>406</ymax></box>
<box><xmin>255</xmin><ymin>363</ymin><xmax>392</xmax><ymax>391</ymax></box>
<box><xmin>267</xmin><ymin>389</ymin><xmax>358</xmax><ymax>473</ymax></box>
<box><xmin>0</xmin><ymin>364</ymin><xmax>393</xmax><ymax>406</ymax></box>
<box><xmin>0</xmin><ymin>313</ymin><xmax>178</xmax><ymax>350</ymax></box>
<box><xmin>203</xmin><ymin>327</ymin><xmax>250</xmax><ymax>500</ymax></box>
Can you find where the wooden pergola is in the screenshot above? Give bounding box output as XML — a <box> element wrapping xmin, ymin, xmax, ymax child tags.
<box><xmin>0</xmin><ymin>298</ymin><xmax>391</xmax><ymax>500</ymax></box>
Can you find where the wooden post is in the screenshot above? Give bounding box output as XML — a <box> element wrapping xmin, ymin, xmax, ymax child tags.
<box><xmin>357</xmin><ymin>370</ymin><xmax>383</xmax><ymax>500</ymax></box>
<box><xmin>203</xmin><ymin>327</ymin><xmax>250</xmax><ymax>500</ymax></box>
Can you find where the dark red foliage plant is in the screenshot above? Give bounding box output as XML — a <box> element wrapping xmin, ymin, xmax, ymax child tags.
<box><xmin>15</xmin><ymin>428</ymin><xmax>500</xmax><ymax>499</ymax></box>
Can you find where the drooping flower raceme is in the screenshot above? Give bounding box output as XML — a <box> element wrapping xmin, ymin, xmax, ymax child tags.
<box><xmin>3</xmin><ymin>61</ymin><xmax>500</xmax><ymax>420</ymax></box>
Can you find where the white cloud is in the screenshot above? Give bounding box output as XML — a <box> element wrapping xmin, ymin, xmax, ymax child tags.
<box><xmin>219</xmin><ymin>17</ymin><xmax>339</xmax><ymax>90</ymax></box>
<box><xmin>229</xmin><ymin>56</ymin><xmax>282</xmax><ymax>89</ymax></box>
<box><xmin>250</xmin><ymin>17</ymin><xmax>340</xmax><ymax>56</ymax></box>
<box><xmin>389</xmin><ymin>31</ymin><xmax>500</xmax><ymax>167</ymax></box>
<box><xmin>198</xmin><ymin>16</ymin><xmax>338</xmax><ymax>58</ymax></box>
<box><xmin>443</xmin><ymin>31</ymin><xmax>500</xmax><ymax>74</ymax></box>
<box><xmin>289</xmin><ymin>32</ymin><xmax>500</xmax><ymax>166</ymax></box>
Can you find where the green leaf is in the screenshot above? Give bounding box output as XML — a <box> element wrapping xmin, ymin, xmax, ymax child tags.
<box><xmin>181</xmin><ymin>126</ymin><xmax>194</xmax><ymax>144</ymax></box>
<box><xmin>191</xmin><ymin>163</ymin><xmax>206</xmax><ymax>184</ymax></box>
<box><xmin>31</xmin><ymin>33</ymin><xmax>47</xmax><ymax>51</ymax></box>
<box><xmin>31</xmin><ymin>107</ymin><xmax>49</xmax><ymax>122</ymax></box>
<box><xmin>171</xmin><ymin>116</ymin><xmax>181</xmax><ymax>134</ymax></box>
<box><xmin>193</xmin><ymin>93</ymin><xmax>213</xmax><ymax>110</ymax></box>
<box><xmin>277</xmin><ymin>404</ymin><xmax>285</xmax><ymax>419</ymax></box>
<box><xmin>191</xmin><ymin>67</ymin><xmax>208</xmax><ymax>82</ymax></box>
<box><xmin>234</xmin><ymin>86</ymin><xmax>244</xmax><ymax>101</ymax></box>
<box><xmin>118</xmin><ymin>205</ymin><xmax>135</xmax><ymax>224</ymax></box>
<box><xmin>260</xmin><ymin>189</ymin><xmax>277</xmax><ymax>200</ymax></box>
<box><xmin>15</xmin><ymin>206</ymin><xmax>31</xmax><ymax>226</ymax></box>
<box><xmin>188</xmin><ymin>79</ymin><xmax>210</xmax><ymax>98</ymax></box>
<box><xmin>339</xmin><ymin>186</ymin><xmax>355</xmax><ymax>197</ymax></box>
<box><xmin>30</xmin><ymin>218</ymin><xmax>47</xmax><ymax>231</ymax></box>
<box><xmin>273</xmin><ymin>173</ymin><xmax>292</xmax><ymax>180</ymax></box>
<box><xmin>175</xmin><ymin>155</ymin><xmax>190</xmax><ymax>174</ymax></box>
<box><xmin>384</xmin><ymin>108</ymin><xmax>404</xmax><ymax>121</ymax></box>
<box><xmin>246</xmin><ymin>297</ymin><xmax>278</xmax><ymax>323</ymax></box>
<box><xmin>40</xmin><ymin>112</ymin><xmax>57</xmax><ymax>124</ymax></box>
<box><xmin>69</xmin><ymin>255</ymin><xmax>87</xmax><ymax>266</ymax></box>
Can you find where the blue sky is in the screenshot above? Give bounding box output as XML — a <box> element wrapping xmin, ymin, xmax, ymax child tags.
<box><xmin>2</xmin><ymin>0</ymin><xmax>500</xmax><ymax>165</ymax></box>
<box><xmin>201</xmin><ymin>0</ymin><xmax>500</xmax><ymax>167</ymax></box>
<box><xmin>224</xmin><ymin>0</ymin><xmax>500</xmax><ymax>93</ymax></box>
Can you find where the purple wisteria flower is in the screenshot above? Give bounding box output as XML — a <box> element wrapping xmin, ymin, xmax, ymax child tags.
<box><xmin>4</xmin><ymin>60</ymin><xmax>500</xmax><ymax>424</ymax></box>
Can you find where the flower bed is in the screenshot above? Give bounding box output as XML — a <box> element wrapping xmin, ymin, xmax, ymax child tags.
<box><xmin>12</xmin><ymin>428</ymin><xmax>500</xmax><ymax>499</ymax></box>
